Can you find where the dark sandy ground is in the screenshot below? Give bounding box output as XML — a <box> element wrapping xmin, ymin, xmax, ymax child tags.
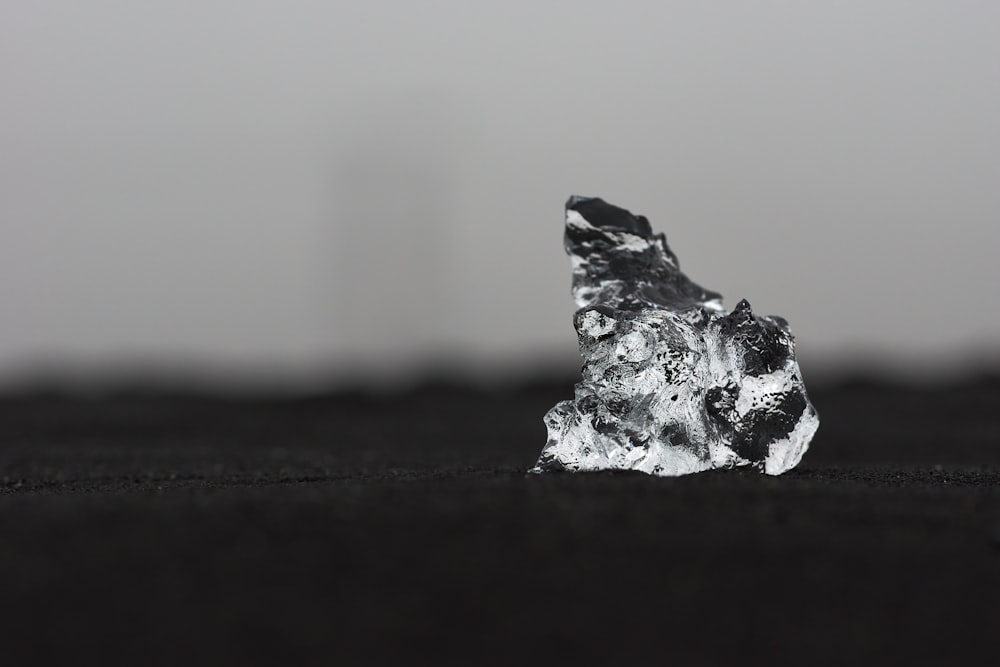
<box><xmin>0</xmin><ymin>377</ymin><xmax>997</xmax><ymax>665</ymax></box>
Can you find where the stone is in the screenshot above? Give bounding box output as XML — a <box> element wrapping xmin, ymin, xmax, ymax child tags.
<box><xmin>531</xmin><ymin>196</ymin><xmax>819</xmax><ymax>477</ymax></box>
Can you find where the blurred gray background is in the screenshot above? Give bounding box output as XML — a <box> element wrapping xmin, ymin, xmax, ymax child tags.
<box><xmin>2</xmin><ymin>1</ymin><xmax>998</xmax><ymax>389</ymax></box>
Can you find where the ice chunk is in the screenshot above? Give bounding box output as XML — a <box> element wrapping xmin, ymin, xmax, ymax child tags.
<box><xmin>532</xmin><ymin>197</ymin><xmax>819</xmax><ymax>477</ymax></box>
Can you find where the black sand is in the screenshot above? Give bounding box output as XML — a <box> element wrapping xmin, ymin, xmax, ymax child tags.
<box><xmin>1</xmin><ymin>378</ymin><xmax>998</xmax><ymax>664</ymax></box>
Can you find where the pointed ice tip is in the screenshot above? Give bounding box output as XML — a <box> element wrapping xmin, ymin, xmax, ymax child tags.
<box><xmin>566</xmin><ymin>195</ymin><xmax>595</xmax><ymax>209</ymax></box>
<box><xmin>564</xmin><ymin>196</ymin><xmax>654</xmax><ymax>237</ymax></box>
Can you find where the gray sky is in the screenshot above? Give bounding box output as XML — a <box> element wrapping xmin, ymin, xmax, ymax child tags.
<box><xmin>2</xmin><ymin>1</ymin><xmax>999</xmax><ymax>384</ymax></box>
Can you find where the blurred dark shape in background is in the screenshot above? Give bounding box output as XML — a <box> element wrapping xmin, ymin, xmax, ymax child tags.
<box><xmin>330</xmin><ymin>89</ymin><xmax>465</xmax><ymax>368</ymax></box>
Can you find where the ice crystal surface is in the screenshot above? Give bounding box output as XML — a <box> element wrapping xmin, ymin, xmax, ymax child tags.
<box><xmin>532</xmin><ymin>196</ymin><xmax>819</xmax><ymax>476</ymax></box>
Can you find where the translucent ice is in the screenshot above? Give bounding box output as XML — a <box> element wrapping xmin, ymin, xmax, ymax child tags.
<box><xmin>532</xmin><ymin>196</ymin><xmax>819</xmax><ymax>477</ymax></box>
